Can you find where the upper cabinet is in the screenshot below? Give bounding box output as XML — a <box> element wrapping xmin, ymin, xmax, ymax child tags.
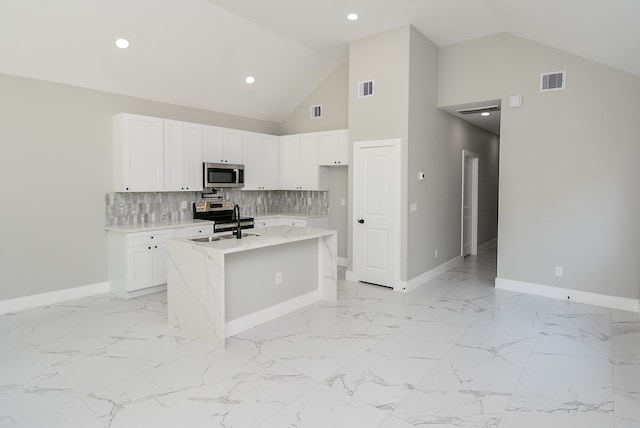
<box><xmin>163</xmin><ymin>120</ymin><xmax>203</xmax><ymax>191</ymax></box>
<box><xmin>202</xmin><ymin>126</ymin><xmax>243</xmax><ymax>164</ymax></box>
<box><xmin>280</xmin><ymin>133</ymin><xmax>329</xmax><ymax>191</ymax></box>
<box><xmin>243</xmin><ymin>132</ymin><xmax>280</xmax><ymax>190</ymax></box>
<box><xmin>114</xmin><ymin>113</ymin><xmax>165</xmax><ymax>192</ymax></box>
<box><xmin>318</xmin><ymin>129</ymin><xmax>349</xmax><ymax>166</ymax></box>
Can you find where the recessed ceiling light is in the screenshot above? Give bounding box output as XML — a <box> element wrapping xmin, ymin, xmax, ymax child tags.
<box><xmin>245</xmin><ymin>76</ymin><xmax>255</xmax><ymax>84</ymax></box>
<box><xmin>115</xmin><ymin>38</ymin><xmax>130</xmax><ymax>49</ymax></box>
<box><xmin>481</xmin><ymin>112</ymin><xmax>490</xmax><ymax>117</ymax></box>
<box><xmin>347</xmin><ymin>13</ymin><xmax>359</xmax><ymax>21</ymax></box>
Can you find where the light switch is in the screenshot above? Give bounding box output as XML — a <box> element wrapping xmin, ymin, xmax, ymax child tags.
<box><xmin>418</xmin><ymin>172</ymin><xmax>425</xmax><ymax>180</ymax></box>
<box><xmin>509</xmin><ymin>94</ymin><xmax>522</xmax><ymax>108</ymax></box>
<box><xmin>410</xmin><ymin>203</ymin><xmax>418</xmax><ymax>213</ymax></box>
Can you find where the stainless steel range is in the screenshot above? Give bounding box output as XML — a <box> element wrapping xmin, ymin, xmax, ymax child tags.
<box><xmin>193</xmin><ymin>197</ymin><xmax>254</xmax><ymax>234</ymax></box>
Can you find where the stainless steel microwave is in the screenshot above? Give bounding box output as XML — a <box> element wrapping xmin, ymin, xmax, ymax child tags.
<box><xmin>203</xmin><ymin>162</ymin><xmax>244</xmax><ymax>188</ymax></box>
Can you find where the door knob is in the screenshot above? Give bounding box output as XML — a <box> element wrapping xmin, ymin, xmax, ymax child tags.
<box><xmin>358</xmin><ymin>219</ymin><xmax>365</xmax><ymax>224</ymax></box>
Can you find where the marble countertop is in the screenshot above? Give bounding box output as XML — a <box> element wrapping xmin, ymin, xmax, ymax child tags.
<box><xmin>105</xmin><ymin>219</ymin><xmax>213</xmax><ymax>233</ymax></box>
<box><xmin>171</xmin><ymin>225</ymin><xmax>336</xmax><ymax>255</ymax></box>
<box><xmin>255</xmin><ymin>213</ymin><xmax>329</xmax><ymax>220</ymax></box>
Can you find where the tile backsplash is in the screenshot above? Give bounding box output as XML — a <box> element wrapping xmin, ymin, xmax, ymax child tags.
<box><xmin>105</xmin><ymin>190</ymin><xmax>329</xmax><ymax>226</ymax></box>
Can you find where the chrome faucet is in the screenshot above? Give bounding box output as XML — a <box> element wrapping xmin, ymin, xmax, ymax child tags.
<box><xmin>233</xmin><ymin>204</ymin><xmax>242</xmax><ymax>239</ymax></box>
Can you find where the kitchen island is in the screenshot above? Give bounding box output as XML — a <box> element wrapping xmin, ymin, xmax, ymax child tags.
<box><xmin>166</xmin><ymin>225</ymin><xmax>337</xmax><ymax>350</ymax></box>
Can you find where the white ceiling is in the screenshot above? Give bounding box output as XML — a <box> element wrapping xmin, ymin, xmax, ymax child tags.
<box><xmin>1</xmin><ymin>0</ymin><xmax>638</xmax><ymax>124</ymax></box>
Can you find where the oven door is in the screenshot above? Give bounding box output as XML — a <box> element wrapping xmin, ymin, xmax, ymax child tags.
<box><xmin>203</xmin><ymin>163</ymin><xmax>244</xmax><ymax>188</ymax></box>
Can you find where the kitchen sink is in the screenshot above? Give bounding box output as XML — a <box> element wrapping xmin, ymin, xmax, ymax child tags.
<box><xmin>190</xmin><ymin>236</ymin><xmax>222</xmax><ymax>242</ymax></box>
<box><xmin>190</xmin><ymin>233</ymin><xmax>259</xmax><ymax>242</ymax></box>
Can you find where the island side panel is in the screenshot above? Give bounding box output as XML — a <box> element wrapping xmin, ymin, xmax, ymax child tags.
<box><xmin>167</xmin><ymin>240</ymin><xmax>225</xmax><ymax>350</ymax></box>
<box><xmin>319</xmin><ymin>233</ymin><xmax>338</xmax><ymax>302</ymax></box>
<box><xmin>225</xmin><ymin>239</ymin><xmax>318</xmax><ymax>321</ymax></box>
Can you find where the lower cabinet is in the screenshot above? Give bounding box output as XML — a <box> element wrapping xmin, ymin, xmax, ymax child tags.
<box><xmin>108</xmin><ymin>229</ymin><xmax>174</xmax><ymax>298</ymax></box>
<box><xmin>254</xmin><ymin>216</ymin><xmax>330</xmax><ymax>229</ymax></box>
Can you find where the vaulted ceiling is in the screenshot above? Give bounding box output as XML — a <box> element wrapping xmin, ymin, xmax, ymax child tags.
<box><xmin>1</xmin><ymin>0</ymin><xmax>638</xmax><ymax>123</ymax></box>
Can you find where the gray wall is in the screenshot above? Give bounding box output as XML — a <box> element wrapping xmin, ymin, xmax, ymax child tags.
<box><xmin>348</xmin><ymin>26</ymin><xmax>412</xmax><ymax>279</ymax></box>
<box><xmin>281</xmin><ymin>62</ymin><xmax>350</xmax><ymax>260</ymax></box>
<box><xmin>347</xmin><ymin>26</ymin><xmax>499</xmax><ymax>282</ymax></box>
<box><xmin>407</xmin><ymin>27</ymin><xmax>500</xmax><ymax>279</ymax></box>
<box><xmin>0</xmin><ymin>73</ymin><xmax>279</xmax><ymax>301</ymax></box>
<box><xmin>440</xmin><ymin>33</ymin><xmax>640</xmax><ymax>300</ymax></box>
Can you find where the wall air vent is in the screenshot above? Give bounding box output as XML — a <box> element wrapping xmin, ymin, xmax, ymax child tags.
<box><xmin>540</xmin><ymin>71</ymin><xmax>566</xmax><ymax>92</ymax></box>
<box><xmin>456</xmin><ymin>105</ymin><xmax>500</xmax><ymax>115</ymax></box>
<box><xmin>310</xmin><ymin>105</ymin><xmax>322</xmax><ymax>119</ymax></box>
<box><xmin>358</xmin><ymin>80</ymin><xmax>375</xmax><ymax>98</ymax></box>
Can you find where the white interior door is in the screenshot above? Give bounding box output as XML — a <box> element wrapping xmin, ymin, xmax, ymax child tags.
<box><xmin>462</xmin><ymin>151</ymin><xmax>478</xmax><ymax>256</ymax></box>
<box><xmin>353</xmin><ymin>140</ymin><xmax>400</xmax><ymax>288</ymax></box>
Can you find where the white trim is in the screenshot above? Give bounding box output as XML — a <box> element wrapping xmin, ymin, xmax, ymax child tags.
<box><xmin>352</xmin><ymin>138</ymin><xmax>402</xmax><ymax>290</ymax></box>
<box><xmin>338</xmin><ymin>257</ymin><xmax>348</xmax><ymax>267</ymax></box>
<box><xmin>398</xmin><ymin>256</ymin><xmax>464</xmax><ymax>293</ymax></box>
<box><xmin>461</xmin><ymin>150</ymin><xmax>479</xmax><ymax>256</ymax></box>
<box><xmin>225</xmin><ymin>290</ymin><xmax>321</xmax><ymax>337</ymax></box>
<box><xmin>495</xmin><ymin>277</ymin><xmax>640</xmax><ymax>313</ymax></box>
<box><xmin>111</xmin><ymin>284</ymin><xmax>167</xmax><ymax>300</ymax></box>
<box><xmin>0</xmin><ymin>282</ymin><xmax>111</xmax><ymax>314</ymax></box>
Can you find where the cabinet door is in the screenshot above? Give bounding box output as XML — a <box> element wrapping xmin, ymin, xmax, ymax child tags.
<box><xmin>127</xmin><ymin>246</ymin><xmax>154</xmax><ymax>291</ymax></box>
<box><xmin>299</xmin><ymin>133</ymin><xmax>319</xmax><ymax>189</ymax></box>
<box><xmin>202</xmin><ymin>125</ymin><xmax>223</xmax><ymax>163</ymax></box>
<box><xmin>223</xmin><ymin>129</ymin><xmax>243</xmax><ymax>164</ymax></box>
<box><xmin>163</xmin><ymin>120</ymin><xmax>184</xmax><ymax>191</ymax></box>
<box><xmin>116</xmin><ymin>114</ymin><xmax>164</xmax><ymax>192</ymax></box>
<box><xmin>183</xmin><ymin>122</ymin><xmax>203</xmax><ymax>191</ymax></box>
<box><xmin>337</xmin><ymin>129</ymin><xmax>349</xmax><ymax>165</ymax></box>
<box><xmin>153</xmin><ymin>243</ymin><xmax>168</xmax><ymax>286</ymax></box>
<box><xmin>279</xmin><ymin>135</ymin><xmax>300</xmax><ymax>190</ymax></box>
<box><xmin>318</xmin><ymin>130</ymin><xmax>338</xmax><ymax>166</ymax></box>
<box><xmin>260</xmin><ymin>134</ymin><xmax>280</xmax><ymax>189</ymax></box>
<box><xmin>242</xmin><ymin>132</ymin><xmax>261</xmax><ymax>190</ymax></box>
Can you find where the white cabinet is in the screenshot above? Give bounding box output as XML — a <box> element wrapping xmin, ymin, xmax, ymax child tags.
<box><xmin>280</xmin><ymin>133</ymin><xmax>329</xmax><ymax>190</ymax></box>
<box><xmin>254</xmin><ymin>217</ymin><xmax>278</xmax><ymax>228</ymax></box>
<box><xmin>255</xmin><ymin>216</ymin><xmax>330</xmax><ymax>229</ymax></box>
<box><xmin>108</xmin><ymin>229</ymin><xmax>173</xmax><ymax>298</ymax></box>
<box><xmin>203</xmin><ymin>126</ymin><xmax>243</xmax><ymax>164</ymax></box>
<box><xmin>114</xmin><ymin>113</ymin><xmax>164</xmax><ymax>192</ymax></box>
<box><xmin>318</xmin><ymin>129</ymin><xmax>348</xmax><ymax>166</ymax></box>
<box><xmin>174</xmin><ymin>224</ymin><xmax>214</xmax><ymax>238</ymax></box>
<box><xmin>164</xmin><ymin>120</ymin><xmax>203</xmax><ymax>191</ymax></box>
<box><xmin>243</xmin><ymin>132</ymin><xmax>280</xmax><ymax>190</ymax></box>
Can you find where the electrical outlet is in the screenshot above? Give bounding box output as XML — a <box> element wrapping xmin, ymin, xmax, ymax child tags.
<box><xmin>410</xmin><ymin>203</ymin><xmax>418</xmax><ymax>213</ymax></box>
<box><xmin>275</xmin><ymin>272</ymin><xmax>282</xmax><ymax>284</ymax></box>
<box><xmin>555</xmin><ymin>266</ymin><xmax>563</xmax><ymax>277</ymax></box>
<box><xmin>181</xmin><ymin>201</ymin><xmax>188</xmax><ymax>209</ymax></box>
<box><xmin>340</xmin><ymin>198</ymin><xmax>346</xmax><ymax>207</ymax></box>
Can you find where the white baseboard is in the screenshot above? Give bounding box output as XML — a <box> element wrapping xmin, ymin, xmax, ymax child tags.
<box><xmin>398</xmin><ymin>256</ymin><xmax>464</xmax><ymax>293</ymax></box>
<box><xmin>225</xmin><ymin>290</ymin><xmax>321</xmax><ymax>337</ymax></box>
<box><xmin>495</xmin><ymin>277</ymin><xmax>640</xmax><ymax>313</ymax></box>
<box><xmin>338</xmin><ymin>257</ymin><xmax>348</xmax><ymax>267</ymax></box>
<box><xmin>0</xmin><ymin>282</ymin><xmax>111</xmax><ymax>314</ymax></box>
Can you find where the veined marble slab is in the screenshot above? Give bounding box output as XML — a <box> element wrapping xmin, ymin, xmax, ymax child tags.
<box><xmin>167</xmin><ymin>226</ymin><xmax>337</xmax><ymax>350</ymax></box>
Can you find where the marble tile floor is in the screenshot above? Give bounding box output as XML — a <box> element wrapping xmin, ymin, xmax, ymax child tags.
<box><xmin>1</xmin><ymin>241</ymin><xmax>639</xmax><ymax>427</ymax></box>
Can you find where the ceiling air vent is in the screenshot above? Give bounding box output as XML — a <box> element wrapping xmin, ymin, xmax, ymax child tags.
<box><xmin>540</xmin><ymin>71</ymin><xmax>566</xmax><ymax>92</ymax></box>
<box><xmin>358</xmin><ymin>80</ymin><xmax>375</xmax><ymax>98</ymax></box>
<box><xmin>456</xmin><ymin>105</ymin><xmax>500</xmax><ymax>115</ymax></box>
<box><xmin>310</xmin><ymin>105</ymin><xmax>322</xmax><ymax>119</ymax></box>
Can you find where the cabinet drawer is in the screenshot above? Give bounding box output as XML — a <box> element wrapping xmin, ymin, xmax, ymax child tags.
<box><xmin>125</xmin><ymin>230</ymin><xmax>172</xmax><ymax>247</ymax></box>
<box><xmin>177</xmin><ymin>224</ymin><xmax>214</xmax><ymax>238</ymax></box>
<box><xmin>280</xmin><ymin>218</ymin><xmax>306</xmax><ymax>227</ymax></box>
<box><xmin>254</xmin><ymin>218</ymin><xmax>277</xmax><ymax>228</ymax></box>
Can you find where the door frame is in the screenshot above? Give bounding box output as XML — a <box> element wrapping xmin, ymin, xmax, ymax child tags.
<box><xmin>351</xmin><ymin>138</ymin><xmax>402</xmax><ymax>290</ymax></box>
<box><xmin>461</xmin><ymin>150</ymin><xmax>479</xmax><ymax>256</ymax></box>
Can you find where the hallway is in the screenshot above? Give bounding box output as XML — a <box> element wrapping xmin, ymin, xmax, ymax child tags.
<box><xmin>1</xmin><ymin>241</ymin><xmax>639</xmax><ymax>427</ymax></box>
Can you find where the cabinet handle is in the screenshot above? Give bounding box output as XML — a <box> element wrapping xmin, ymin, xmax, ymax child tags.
<box><xmin>151</xmin><ymin>236</ymin><xmax>154</xmax><ymax>239</ymax></box>
<box><xmin>148</xmin><ymin>246</ymin><xmax>151</xmax><ymax>250</ymax></box>
<box><xmin>155</xmin><ymin>246</ymin><xmax>158</xmax><ymax>249</ymax></box>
